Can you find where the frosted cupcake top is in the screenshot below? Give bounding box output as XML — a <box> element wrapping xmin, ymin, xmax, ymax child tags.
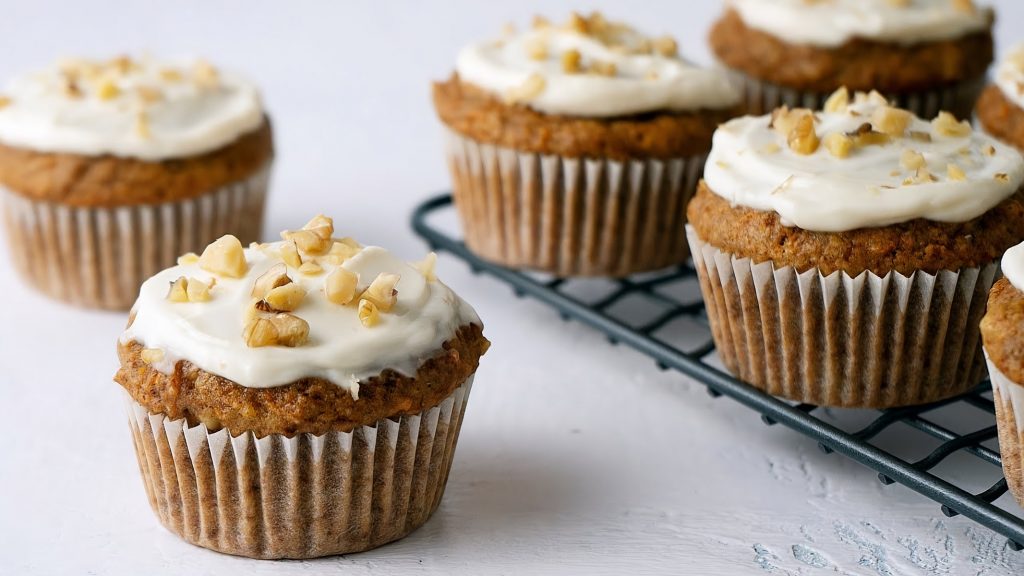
<box><xmin>455</xmin><ymin>12</ymin><xmax>740</xmax><ymax>117</ymax></box>
<box><xmin>727</xmin><ymin>0</ymin><xmax>992</xmax><ymax>48</ymax></box>
<box><xmin>703</xmin><ymin>89</ymin><xmax>1024</xmax><ymax>232</ymax></box>
<box><xmin>996</xmin><ymin>44</ymin><xmax>1024</xmax><ymax>112</ymax></box>
<box><xmin>0</xmin><ymin>55</ymin><xmax>264</xmax><ymax>161</ymax></box>
<box><xmin>121</xmin><ymin>216</ymin><xmax>480</xmax><ymax>395</ymax></box>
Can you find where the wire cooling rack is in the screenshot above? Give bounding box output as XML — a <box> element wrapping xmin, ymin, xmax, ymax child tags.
<box><xmin>412</xmin><ymin>193</ymin><xmax>1024</xmax><ymax>551</ymax></box>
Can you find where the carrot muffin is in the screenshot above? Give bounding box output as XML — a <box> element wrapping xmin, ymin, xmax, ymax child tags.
<box><xmin>709</xmin><ymin>0</ymin><xmax>993</xmax><ymax>118</ymax></box>
<box><xmin>688</xmin><ymin>89</ymin><xmax>1024</xmax><ymax>408</ymax></box>
<box><xmin>977</xmin><ymin>44</ymin><xmax>1024</xmax><ymax>152</ymax></box>
<box><xmin>0</xmin><ymin>55</ymin><xmax>273</xmax><ymax>310</ymax></box>
<box><xmin>115</xmin><ymin>215</ymin><xmax>487</xmax><ymax>559</ymax></box>
<box><xmin>981</xmin><ymin>244</ymin><xmax>1024</xmax><ymax>506</ymax></box>
<box><xmin>434</xmin><ymin>12</ymin><xmax>742</xmax><ymax>277</ymax></box>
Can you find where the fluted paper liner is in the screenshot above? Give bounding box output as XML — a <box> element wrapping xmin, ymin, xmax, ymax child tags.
<box><xmin>687</xmin><ymin>226</ymin><xmax>995</xmax><ymax>408</ymax></box>
<box><xmin>0</xmin><ymin>165</ymin><xmax>270</xmax><ymax>310</ymax></box>
<box><xmin>444</xmin><ymin>129</ymin><xmax>706</xmax><ymax>277</ymax></box>
<box><xmin>726</xmin><ymin>70</ymin><xmax>986</xmax><ymax>119</ymax></box>
<box><xmin>986</xmin><ymin>357</ymin><xmax>1024</xmax><ymax>507</ymax></box>
<box><xmin>125</xmin><ymin>378</ymin><xmax>473</xmax><ymax>559</ymax></box>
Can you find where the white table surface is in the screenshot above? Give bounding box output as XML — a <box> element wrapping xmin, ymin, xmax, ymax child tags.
<box><xmin>2</xmin><ymin>1</ymin><xmax>1024</xmax><ymax>574</ymax></box>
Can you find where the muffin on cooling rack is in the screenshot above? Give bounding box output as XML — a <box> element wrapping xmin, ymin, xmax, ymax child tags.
<box><xmin>0</xmin><ymin>55</ymin><xmax>273</xmax><ymax>309</ymax></box>
<box><xmin>977</xmin><ymin>44</ymin><xmax>1024</xmax><ymax>151</ymax></box>
<box><xmin>434</xmin><ymin>11</ymin><xmax>742</xmax><ymax>277</ymax></box>
<box><xmin>687</xmin><ymin>89</ymin><xmax>1024</xmax><ymax>408</ymax></box>
<box><xmin>709</xmin><ymin>0</ymin><xmax>993</xmax><ymax>118</ymax></box>
<box><xmin>115</xmin><ymin>215</ymin><xmax>488</xmax><ymax>558</ymax></box>
<box><xmin>981</xmin><ymin>243</ymin><xmax>1024</xmax><ymax>507</ymax></box>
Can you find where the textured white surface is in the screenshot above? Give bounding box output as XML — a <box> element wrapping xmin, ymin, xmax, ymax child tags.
<box><xmin>3</xmin><ymin>1</ymin><xmax>1024</xmax><ymax>575</ymax></box>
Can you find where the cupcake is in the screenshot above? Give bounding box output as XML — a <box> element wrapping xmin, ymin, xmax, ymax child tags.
<box><xmin>981</xmin><ymin>244</ymin><xmax>1024</xmax><ymax>506</ymax></box>
<box><xmin>977</xmin><ymin>44</ymin><xmax>1024</xmax><ymax>151</ymax></box>
<box><xmin>433</xmin><ymin>12</ymin><xmax>742</xmax><ymax>277</ymax></box>
<box><xmin>687</xmin><ymin>90</ymin><xmax>1024</xmax><ymax>408</ymax></box>
<box><xmin>114</xmin><ymin>215</ymin><xmax>488</xmax><ymax>558</ymax></box>
<box><xmin>0</xmin><ymin>55</ymin><xmax>273</xmax><ymax>310</ymax></box>
<box><xmin>709</xmin><ymin>0</ymin><xmax>993</xmax><ymax>119</ymax></box>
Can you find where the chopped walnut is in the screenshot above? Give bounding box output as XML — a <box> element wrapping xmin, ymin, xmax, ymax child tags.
<box><xmin>413</xmin><ymin>252</ymin><xmax>438</xmax><ymax>282</ymax></box>
<box><xmin>947</xmin><ymin>163</ymin><xmax>967</xmax><ymax>181</ymax></box>
<box><xmin>243</xmin><ymin>313</ymin><xmax>309</xmax><ymax>348</ymax></box>
<box><xmin>847</xmin><ymin>123</ymin><xmax>891</xmax><ymax>147</ymax></box>
<box><xmin>996</xmin><ymin>173</ymin><xmax>1010</xmax><ymax>182</ymax></box>
<box><xmin>325</xmin><ymin>267</ymin><xmax>358</xmax><ymax>305</ymax></box>
<box><xmin>298</xmin><ymin>261</ymin><xmax>323</xmax><ymax>276</ymax></box>
<box><xmin>983</xmin><ymin>144</ymin><xmax>996</xmax><ymax>156</ymax></box>
<box><xmin>358</xmin><ymin>299</ymin><xmax>380</xmax><ymax>327</ymax></box>
<box><xmin>177</xmin><ymin>252</ymin><xmax>199</xmax><ymax>266</ymax></box>
<box><xmin>141</xmin><ymin>348</ymin><xmax>165</xmax><ymax>365</ymax></box>
<box><xmin>96</xmin><ymin>79</ymin><xmax>120</xmax><ymax>100</ymax></box>
<box><xmin>505</xmin><ymin>73</ymin><xmax>546</xmax><ymax>104</ymax></box>
<box><xmin>901</xmin><ymin>149</ymin><xmax>926</xmax><ymax>170</ymax></box>
<box><xmin>903</xmin><ymin>167</ymin><xmax>938</xmax><ymax>186</ymax></box>
<box><xmin>361</xmin><ymin>273</ymin><xmax>400</xmax><ymax>312</ymax></box>
<box><xmin>932</xmin><ymin>111</ymin><xmax>971</xmax><ymax>137</ymax></box>
<box><xmin>199</xmin><ymin>235</ymin><xmax>247</xmax><ymax>278</ymax></box>
<box><xmin>823</xmin><ymin>87</ymin><xmax>850</xmax><ymax>113</ymax></box>
<box><xmin>567</xmin><ymin>12</ymin><xmax>589</xmax><ymax>34</ymax></box>
<box><xmin>562</xmin><ymin>49</ymin><xmax>582</xmax><ymax>74</ymax></box>
<box><xmin>323</xmin><ymin>241</ymin><xmax>360</xmax><ymax>266</ymax></box>
<box><xmin>281</xmin><ymin>215</ymin><xmax>334</xmax><ymax>255</ymax></box>
<box><xmin>251</xmin><ymin>263</ymin><xmax>292</xmax><ymax>299</ymax></box>
<box><xmin>261</xmin><ymin>283</ymin><xmax>306</xmax><ymax>313</ymax></box>
<box><xmin>823</xmin><ymin>133</ymin><xmax>853</xmax><ymax>158</ymax></box>
<box><xmin>871</xmin><ymin>106</ymin><xmax>911</xmax><ymax>136</ymax></box>
<box><xmin>167</xmin><ymin>277</ymin><xmax>189</xmax><ymax>302</ymax></box>
<box><xmin>280</xmin><ymin>241</ymin><xmax>302</xmax><ymax>268</ymax></box>
<box><xmin>186</xmin><ymin>277</ymin><xmax>214</xmax><ymax>302</ymax></box>
<box><xmin>770</xmin><ymin>106</ymin><xmax>814</xmax><ymax>138</ymax></box>
<box><xmin>787</xmin><ymin>114</ymin><xmax>819</xmax><ymax>155</ymax></box>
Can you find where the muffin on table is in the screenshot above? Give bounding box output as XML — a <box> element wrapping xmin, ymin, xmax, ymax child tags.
<box><xmin>709</xmin><ymin>0</ymin><xmax>993</xmax><ymax>118</ymax></box>
<box><xmin>687</xmin><ymin>89</ymin><xmax>1024</xmax><ymax>408</ymax></box>
<box><xmin>115</xmin><ymin>215</ymin><xmax>488</xmax><ymax>559</ymax></box>
<box><xmin>977</xmin><ymin>44</ymin><xmax>1024</xmax><ymax>151</ymax></box>
<box><xmin>0</xmin><ymin>55</ymin><xmax>273</xmax><ymax>310</ymax></box>
<box><xmin>434</xmin><ymin>12</ymin><xmax>742</xmax><ymax>277</ymax></box>
<box><xmin>981</xmin><ymin>243</ymin><xmax>1024</xmax><ymax>507</ymax></box>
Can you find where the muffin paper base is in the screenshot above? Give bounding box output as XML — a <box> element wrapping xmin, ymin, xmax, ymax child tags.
<box><xmin>726</xmin><ymin>70</ymin><xmax>987</xmax><ymax>120</ymax></box>
<box><xmin>687</xmin><ymin>226</ymin><xmax>995</xmax><ymax>408</ymax></box>
<box><xmin>0</xmin><ymin>165</ymin><xmax>270</xmax><ymax>310</ymax></box>
<box><xmin>445</xmin><ymin>129</ymin><xmax>706</xmax><ymax>277</ymax></box>
<box><xmin>987</xmin><ymin>359</ymin><xmax>1024</xmax><ymax>507</ymax></box>
<box><xmin>125</xmin><ymin>378</ymin><xmax>472</xmax><ymax>560</ymax></box>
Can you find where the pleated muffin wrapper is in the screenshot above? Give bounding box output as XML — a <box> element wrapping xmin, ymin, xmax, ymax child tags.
<box><xmin>125</xmin><ymin>377</ymin><xmax>473</xmax><ymax>560</ymax></box>
<box><xmin>725</xmin><ymin>69</ymin><xmax>987</xmax><ymax>120</ymax></box>
<box><xmin>985</xmin><ymin>357</ymin><xmax>1024</xmax><ymax>507</ymax></box>
<box><xmin>687</xmin><ymin>226</ymin><xmax>996</xmax><ymax>408</ymax></box>
<box><xmin>444</xmin><ymin>128</ymin><xmax>707</xmax><ymax>277</ymax></box>
<box><xmin>0</xmin><ymin>164</ymin><xmax>271</xmax><ymax>311</ymax></box>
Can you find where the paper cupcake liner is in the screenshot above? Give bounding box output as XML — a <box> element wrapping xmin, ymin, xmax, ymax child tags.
<box><xmin>444</xmin><ymin>129</ymin><xmax>706</xmax><ymax>277</ymax></box>
<box><xmin>986</xmin><ymin>358</ymin><xmax>1024</xmax><ymax>507</ymax></box>
<box><xmin>0</xmin><ymin>165</ymin><xmax>270</xmax><ymax>310</ymax></box>
<box><xmin>687</xmin><ymin>226</ymin><xmax>995</xmax><ymax>408</ymax></box>
<box><xmin>124</xmin><ymin>377</ymin><xmax>473</xmax><ymax>559</ymax></box>
<box><xmin>726</xmin><ymin>70</ymin><xmax>987</xmax><ymax>120</ymax></box>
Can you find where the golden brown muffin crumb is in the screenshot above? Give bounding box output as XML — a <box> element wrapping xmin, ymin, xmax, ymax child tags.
<box><xmin>977</xmin><ymin>84</ymin><xmax>1024</xmax><ymax>151</ymax></box>
<box><xmin>0</xmin><ymin>118</ymin><xmax>273</xmax><ymax>207</ymax></box>
<box><xmin>982</xmin><ymin>278</ymin><xmax>1024</xmax><ymax>386</ymax></box>
<box><xmin>687</xmin><ymin>181</ymin><xmax>1024</xmax><ymax>276</ymax></box>
<box><xmin>433</xmin><ymin>74</ymin><xmax>739</xmax><ymax>161</ymax></box>
<box><xmin>116</xmin><ymin>323</ymin><xmax>488</xmax><ymax>437</ymax></box>
<box><xmin>708</xmin><ymin>9</ymin><xmax>992</xmax><ymax>94</ymax></box>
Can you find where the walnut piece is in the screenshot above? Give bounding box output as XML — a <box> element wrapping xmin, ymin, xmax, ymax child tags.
<box><xmin>823</xmin><ymin>87</ymin><xmax>849</xmax><ymax>113</ymax></box>
<box><xmin>141</xmin><ymin>348</ymin><xmax>165</xmax><ymax>365</ymax></box>
<box><xmin>262</xmin><ymin>283</ymin><xmax>306</xmax><ymax>313</ymax></box>
<box><xmin>325</xmin><ymin>267</ymin><xmax>358</xmax><ymax>305</ymax></box>
<box><xmin>323</xmin><ymin>241</ymin><xmax>361</xmax><ymax>265</ymax></box>
<box><xmin>280</xmin><ymin>241</ymin><xmax>302</xmax><ymax>268</ymax></box>
<box><xmin>199</xmin><ymin>235</ymin><xmax>247</xmax><ymax>278</ymax></box>
<box><xmin>562</xmin><ymin>49</ymin><xmax>582</xmax><ymax>74</ymax></box>
<box><xmin>298</xmin><ymin>261</ymin><xmax>324</xmax><ymax>276</ymax></box>
<box><xmin>413</xmin><ymin>252</ymin><xmax>438</xmax><ymax>282</ymax></box>
<box><xmin>186</xmin><ymin>278</ymin><xmax>214</xmax><ymax>302</ymax></box>
<box><xmin>932</xmin><ymin>111</ymin><xmax>971</xmax><ymax>138</ymax></box>
<box><xmin>167</xmin><ymin>277</ymin><xmax>189</xmax><ymax>302</ymax></box>
<box><xmin>787</xmin><ymin>114</ymin><xmax>819</xmax><ymax>155</ymax></box>
<box><xmin>177</xmin><ymin>252</ymin><xmax>199</xmax><ymax>266</ymax></box>
<box><xmin>252</xmin><ymin>263</ymin><xmax>291</xmax><ymax>299</ymax></box>
<box><xmin>358</xmin><ymin>299</ymin><xmax>380</xmax><ymax>327</ymax></box>
<box><xmin>900</xmin><ymin>149</ymin><xmax>926</xmax><ymax>170</ymax></box>
<box><xmin>823</xmin><ymin>133</ymin><xmax>853</xmax><ymax>158</ymax></box>
<box><xmin>361</xmin><ymin>273</ymin><xmax>400</xmax><ymax>312</ymax></box>
<box><xmin>947</xmin><ymin>163</ymin><xmax>967</xmax><ymax>181</ymax></box>
<box><xmin>243</xmin><ymin>313</ymin><xmax>309</xmax><ymax>347</ymax></box>
<box><xmin>871</xmin><ymin>106</ymin><xmax>911</xmax><ymax>137</ymax></box>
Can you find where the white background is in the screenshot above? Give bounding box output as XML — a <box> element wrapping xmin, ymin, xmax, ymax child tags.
<box><xmin>1</xmin><ymin>2</ymin><xmax>1023</xmax><ymax>574</ymax></box>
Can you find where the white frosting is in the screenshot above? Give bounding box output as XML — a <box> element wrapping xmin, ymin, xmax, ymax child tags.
<box><xmin>121</xmin><ymin>242</ymin><xmax>480</xmax><ymax>391</ymax></box>
<box><xmin>996</xmin><ymin>44</ymin><xmax>1024</xmax><ymax>112</ymax></box>
<box><xmin>455</xmin><ymin>19</ymin><xmax>739</xmax><ymax>117</ymax></box>
<box><xmin>1002</xmin><ymin>242</ymin><xmax>1024</xmax><ymax>294</ymax></box>
<box><xmin>728</xmin><ymin>0</ymin><xmax>991</xmax><ymax>48</ymax></box>
<box><xmin>0</xmin><ymin>56</ymin><xmax>264</xmax><ymax>160</ymax></box>
<box><xmin>703</xmin><ymin>98</ymin><xmax>1024</xmax><ymax>232</ymax></box>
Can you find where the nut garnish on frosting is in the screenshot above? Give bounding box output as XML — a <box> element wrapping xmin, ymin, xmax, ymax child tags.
<box><xmin>455</xmin><ymin>12</ymin><xmax>739</xmax><ymax>117</ymax></box>
<box><xmin>121</xmin><ymin>216</ymin><xmax>481</xmax><ymax>391</ymax></box>
<box><xmin>702</xmin><ymin>88</ymin><xmax>1024</xmax><ymax>232</ymax></box>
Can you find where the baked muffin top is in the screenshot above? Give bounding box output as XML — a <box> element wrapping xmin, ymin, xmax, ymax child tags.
<box><xmin>453</xmin><ymin>12</ymin><xmax>739</xmax><ymax>118</ymax></box>
<box><xmin>724</xmin><ymin>0</ymin><xmax>992</xmax><ymax>48</ymax></box>
<box><xmin>703</xmin><ymin>89</ymin><xmax>1024</xmax><ymax>233</ymax></box>
<box><xmin>0</xmin><ymin>55</ymin><xmax>264</xmax><ymax>160</ymax></box>
<box><xmin>120</xmin><ymin>215</ymin><xmax>481</xmax><ymax>397</ymax></box>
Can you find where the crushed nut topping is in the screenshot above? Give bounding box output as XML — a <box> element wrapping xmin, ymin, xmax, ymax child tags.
<box><xmin>823</xmin><ymin>87</ymin><xmax>850</xmax><ymax>113</ymax></box>
<box><xmin>260</xmin><ymin>283</ymin><xmax>306</xmax><ymax>313</ymax></box>
<box><xmin>787</xmin><ymin>114</ymin><xmax>820</xmax><ymax>155</ymax></box>
<box><xmin>505</xmin><ymin>73</ymin><xmax>546</xmax><ymax>104</ymax></box>
<box><xmin>325</xmin><ymin>267</ymin><xmax>358</xmax><ymax>305</ymax></box>
<box><xmin>871</xmin><ymin>105</ymin><xmax>912</xmax><ymax>137</ymax></box>
<box><xmin>900</xmin><ymin>149</ymin><xmax>926</xmax><ymax>170</ymax></box>
<box><xmin>903</xmin><ymin>167</ymin><xmax>938</xmax><ymax>186</ymax></box>
<box><xmin>947</xmin><ymin>163</ymin><xmax>967</xmax><ymax>181</ymax></box>
<box><xmin>141</xmin><ymin>348</ymin><xmax>165</xmax><ymax>365</ymax></box>
<box><xmin>361</xmin><ymin>273</ymin><xmax>400</xmax><ymax>312</ymax></box>
<box><xmin>823</xmin><ymin>132</ymin><xmax>853</xmax><ymax>158</ymax></box>
<box><xmin>280</xmin><ymin>241</ymin><xmax>302</xmax><ymax>268</ymax></box>
<box><xmin>243</xmin><ymin>314</ymin><xmax>309</xmax><ymax>348</ymax></box>
<box><xmin>252</xmin><ymin>264</ymin><xmax>292</xmax><ymax>299</ymax></box>
<box><xmin>298</xmin><ymin>261</ymin><xmax>324</xmax><ymax>276</ymax></box>
<box><xmin>413</xmin><ymin>252</ymin><xmax>438</xmax><ymax>282</ymax></box>
<box><xmin>199</xmin><ymin>235</ymin><xmax>247</xmax><ymax>278</ymax></box>
<box><xmin>166</xmin><ymin>276</ymin><xmax>214</xmax><ymax>303</ymax></box>
<box><xmin>562</xmin><ymin>49</ymin><xmax>582</xmax><ymax>74</ymax></box>
<box><xmin>177</xmin><ymin>252</ymin><xmax>199</xmax><ymax>266</ymax></box>
<box><xmin>932</xmin><ymin>111</ymin><xmax>971</xmax><ymax>138</ymax></box>
<box><xmin>358</xmin><ymin>299</ymin><xmax>380</xmax><ymax>327</ymax></box>
<box><xmin>847</xmin><ymin>122</ymin><xmax>891</xmax><ymax>147</ymax></box>
<box><xmin>167</xmin><ymin>277</ymin><xmax>189</xmax><ymax>302</ymax></box>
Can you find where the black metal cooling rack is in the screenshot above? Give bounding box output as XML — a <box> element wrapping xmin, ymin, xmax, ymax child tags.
<box><xmin>412</xmin><ymin>193</ymin><xmax>1024</xmax><ymax>551</ymax></box>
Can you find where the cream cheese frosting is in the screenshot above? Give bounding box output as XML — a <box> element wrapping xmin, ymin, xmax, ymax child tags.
<box><xmin>703</xmin><ymin>90</ymin><xmax>1024</xmax><ymax>232</ymax></box>
<box><xmin>455</xmin><ymin>12</ymin><xmax>740</xmax><ymax>117</ymax></box>
<box><xmin>1002</xmin><ymin>242</ymin><xmax>1024</xmax><ymax>294</ymax></box>
<box><xmin>0</xmin><ymin>55</ymin><xmax>264</xmax><ymax>161</ymax></box>
<box><xmin>995</xmin><ymin>44</ymin><xmax>1024</xmax><ymax>113</ymax></box>
<box><xmin>727</xmin><ymin>0</ymin><xmax>992</xmax><ymax>48</ymax></box>
<box><xmin>120</xmin><ymin>217</ymin><xmax>480</xmax><ymax>393</ymax></box>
